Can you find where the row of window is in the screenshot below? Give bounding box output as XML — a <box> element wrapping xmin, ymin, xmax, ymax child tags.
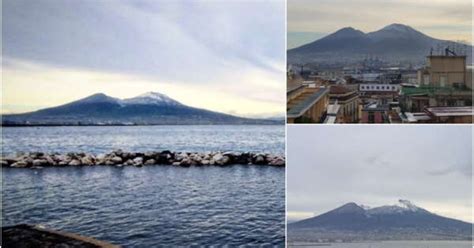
<box><xmin>360</xmin><ymin>85</ymin><xmax>398</xmax><ymax>91</ymax></box>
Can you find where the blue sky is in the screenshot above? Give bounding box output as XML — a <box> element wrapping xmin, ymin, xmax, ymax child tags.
<box><xmin>2</xmin><ymin>0</ymin><xmax>285</xmax><ymax>117</ymax></box>
<box><xmin>287</xmin><ymin>125</ymin><xmax>472</xmax><ymax>223</ymax></box>
<box><xmin>288</xmin><ymin>0</ymin><xmax>472</xmax><ymax>48</ymax></box>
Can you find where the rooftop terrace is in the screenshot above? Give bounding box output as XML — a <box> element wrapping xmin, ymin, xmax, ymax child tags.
<box><xmin>287</xmin><ymin>87</ymin><xmax>329</xmax><ymax>118</ymax></box>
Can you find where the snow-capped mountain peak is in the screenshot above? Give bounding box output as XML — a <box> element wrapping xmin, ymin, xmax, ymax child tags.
<box><xmin>137</xmin><ymin>91</ymin><xmax>168</xmax><ymax>99</ymax></box>
<box><xmin>366</xmin><ymin>199</ymin><xmax>426</xmax><ymax>215</ymax></box>
<box><xmin>123</xmin><ymin>92</ymin><xmax>182</xmax><ymax>106</ymax></box>
<box><xmin>396</xmin><ymin>199</ymin><xmax>420</xmax><ymax>211</ymax></box>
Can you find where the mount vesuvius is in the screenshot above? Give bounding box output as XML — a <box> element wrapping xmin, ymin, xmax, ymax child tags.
<box><xmin>2</xmin><ymin>92</ymin><xmax>281</xmax><ymax>125</ymax></box>
<box><xmin>288</xmin><ymin>23</ymin><xmax>472</xmax><ymax>65</ymax></box>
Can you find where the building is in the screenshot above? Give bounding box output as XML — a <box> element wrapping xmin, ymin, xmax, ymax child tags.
<box><xmin>401</xmin><ymin>112</ymin><xmax>432</xmax><ymax>123</ymax></box>
<box><xmin>417</xmin><ymin>55</ymin><xmax>467</xmax><ymax>88</ymax></box>
<box><xmin>401</xmin><ymin>54</ymin><xmax>472</xmax><ymax>113</ymax></box>
<box><xmin>329</xmin><ymin>85</ymin><xmax>360</xmax><ymax>123</ymax></box>
<box><xmin>400</xmin><ymin>86</ymin><xmax>472</xmax><ymax>112</ymax></box>
<box><xmin>323</xmin><ymin>103</ymin><xmax>343</xmax><ymax>124</ymax></box>
<box><xmin>319</xmin><ymin>68</ymin><xmax>344</xmax><ymax>81</ymax></box>
<box><xmin>359</xmin><ymin>84</ymin><xmax>399</xmax><ymax>94</ymax></box>
<box><xmin>424</xmin><ymin>106</ymin><xmax>473</xmax><ymax>123</ymax></box>
<box><xmin>360</xmin><ymin>103</ymin><xmax>389</xmax><ymax>123</ymax></box>
<box><xmin>287</xmin><ymin>83</ymin><xmax>330</xmax><ymax>123</ymax></box>
<box><xmin>358</xmin><ymin>83</ymin><xmax>400</xmax><ymax>112</ymax></box>
<box><xmin>401</xmin><ymin>106</ymin><xmax>473</xmax><ymax>123</ymax></box>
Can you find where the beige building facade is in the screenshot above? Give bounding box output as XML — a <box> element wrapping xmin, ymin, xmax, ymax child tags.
<box><xmin>418</xmin><ymin>56</ymin><xmax>468</xmax><ymax>88</ymax></box>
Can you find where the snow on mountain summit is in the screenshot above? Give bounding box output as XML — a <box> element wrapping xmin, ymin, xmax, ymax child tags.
<box><xmin>366</xmin><ymin>199</ymin><xmax>426</xmax><ymax>215</ymax></box>
<box><xmin>123</xmin><ymin>92</ymin><xmax>182</xmax><ymax>106</ymax></box>
<box><xmin>396</xmin><ymin>199</ymin><xmax>421</xmax><ymax>211</ymax></box>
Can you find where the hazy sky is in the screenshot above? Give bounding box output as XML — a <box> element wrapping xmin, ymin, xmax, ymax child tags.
<box><xmin>2</xmin><ymin>0</ymin><xmax>285</xmax><ymax>117</ymax></box>
<box><xmin>287</xmin><ymin>125</ymin><xmax>472</xmax><ymax>223</ymax></box>
<box><xmin>288</xmin><ymin>0</ymin><xmax>473</xmax><ymax>48</ymax></box>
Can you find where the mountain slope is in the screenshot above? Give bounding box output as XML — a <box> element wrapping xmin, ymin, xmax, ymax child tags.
<box><xmin>288</xmin><ymin>200</ymin><xmax>472</xmax><ymax>241</ymax></box>
<box><xmin>288</xmin><ymin>23</ymin><xmax>472</xmax><ymax>65</ymax></box>
<box><xmin>2</xmin><ymin>92</ymin><xmax>279</xmax><ymax>125</ymax></box>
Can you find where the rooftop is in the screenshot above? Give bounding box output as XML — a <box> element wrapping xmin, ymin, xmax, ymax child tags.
<box><xmin>401</xmin><ymin>86</ymin><xmax>471</xmax><ymax>96</ymax></box>
<box><xmin>425</xmin><ymin>106</ymin><xmax>474</xmax><ymax>117</ymax></box>
<box><xmin>404</xmin><ymin>112</ymin><xmax>432</xmax><ymax>122</ymax></box>
<box><xmin>329</xmin><ymin>85</ymin><xmax>354</xmax><ymax>95</ymax></box>
<box><xmin>287</xmin><ymin>87</ymin><xmax>329</xmax><ymax>118</ymax></box>
<box><xmin>362</xmin><ymin>103</ymin><xmax>389</xmax><ymax>111</ymax></box>
<box><xmin>323</xmin><ymin>116</ymin><xmax>337</xmax><ymax>124</ymax></box>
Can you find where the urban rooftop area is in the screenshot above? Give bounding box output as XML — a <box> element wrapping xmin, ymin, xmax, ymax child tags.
<box><xmin>287</xmin><ymin>48</ymin><xmax>473</xmax><ymax>124</ymax></box>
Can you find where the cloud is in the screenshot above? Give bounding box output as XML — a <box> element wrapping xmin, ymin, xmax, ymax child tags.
<box><xmin>2</xmin><ymin>0</ymin><xmax>285</xmax><ymax>116</ymax></box>
<box><xmin>3</xmin><ymin>0</ymin><xmax>285</xmax><ymax>81</ymax></box>
<box><xmin>427</xmin><ymin>162</ymin><xmax>472</xmax><ymax>177</ymax></box>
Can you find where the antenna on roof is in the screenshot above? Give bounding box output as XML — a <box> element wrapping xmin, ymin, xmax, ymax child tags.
<box><xmin>445</xmin><ymin>47</ymin><xmax>457</xmax><ymax>56</ymax></box>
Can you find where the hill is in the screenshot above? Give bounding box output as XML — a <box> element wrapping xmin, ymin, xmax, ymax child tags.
<box><xmin>2</xmin><ymin>92</ymin><xmax>281</xmax><ymax>125</ymax></box>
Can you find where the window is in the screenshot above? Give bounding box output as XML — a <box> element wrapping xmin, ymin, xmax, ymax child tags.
<box><xmin>440</xmin><ymin>76</ymin><xmax>447</xmax><ymax>87</ymax></box>
<box><xmin>423</xmin><ymin>75</ymin><xmax>430</xmax><ymax>85</ymax></box>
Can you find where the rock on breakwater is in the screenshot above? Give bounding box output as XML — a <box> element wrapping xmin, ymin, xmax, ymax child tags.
<box><xmin>1</xmin><ymin>150</ymin><xmax>285</xmax><ymax>168</ymax></box>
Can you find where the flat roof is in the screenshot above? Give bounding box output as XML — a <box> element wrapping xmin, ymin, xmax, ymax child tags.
<box><xmin>287</xmin><ymin>88</ymin><xmax>329</xmax><ymax>118</ymax></box>
<box><xmin>287</xmin><ymin>84</ymin><xmax>305</xmax><ymax>95</ymax></box>
<box><xmin>404</xmin><ymin>112</ymin><xmax>432</xmax><ymax>122</ymax></box>
<box><xmin>362</xmin><ymin>103</ymin><xmax>389</xmax><ymax>111</ymax></box>
<box><xmin>425</xmin><ymin>106</ymin><xmax>474</xmax><ymax>117</ymax></box>
<box><xmin>401</xmin><ymin>86</ymin><xmax>471</xmax><ymax>96</ymax></box>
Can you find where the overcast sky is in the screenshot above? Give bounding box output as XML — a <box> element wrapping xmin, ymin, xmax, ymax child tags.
<box><xmin>2</xmin><ymin>0</ymin><xmax>285</xmax><ymax>117</ymax></box>
<box><xmin>287</xmin><ymin>125</ymin><xmax>472</xmax><ymax>223</ymax></box>
<box><xmin>288</xmin><ymin>0</ymin><xmax>473</xmax><ymax>49</ymax></box>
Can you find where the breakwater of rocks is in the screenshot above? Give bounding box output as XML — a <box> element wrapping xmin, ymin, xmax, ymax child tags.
<box><xmin>1</xmin><ymin>150</ymin><xmax>285</xmax><ymax>168</ymax></box>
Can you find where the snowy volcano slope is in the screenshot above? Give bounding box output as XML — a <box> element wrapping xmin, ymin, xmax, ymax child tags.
<box><xmin>288</xmin><ymin>200</ymin><xmax>472</xmax><ymax>242</ymax></box>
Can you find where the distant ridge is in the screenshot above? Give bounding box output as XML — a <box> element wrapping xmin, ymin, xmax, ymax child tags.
<box><xmin>2</xmin><ymin>92</ymin><xmax>282</xmax><ymax>125</ymax></box>
<box><xmin>288</xmin><ymin>199</ymin><xmax>473</xmax><ymax>242</ymax></box>
<box><xmin>288</xmin><ymin>23</ymin><xmax>472</xmax><ymax>65</ymax></box>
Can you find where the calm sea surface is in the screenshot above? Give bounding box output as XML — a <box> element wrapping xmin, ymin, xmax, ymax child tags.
<box><xmin>2</xmin><ymin>125</ymin><xmax>285</xmax><ymax>246</ymax></box>
<box><xmin>1</xmin><ymin>125</ymin><xmax>285</xmax><ymax>155</ymax></box>
<box><xmin>288</xmin><ymin>241</ymin><xmax>473</xmax><ymax>248</ymax></box>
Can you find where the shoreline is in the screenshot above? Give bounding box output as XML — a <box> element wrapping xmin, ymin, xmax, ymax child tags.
<box><xmin>1</xmin><ymin>150</ymin><xmax>285</xmax><ymax>168</ymax></box>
